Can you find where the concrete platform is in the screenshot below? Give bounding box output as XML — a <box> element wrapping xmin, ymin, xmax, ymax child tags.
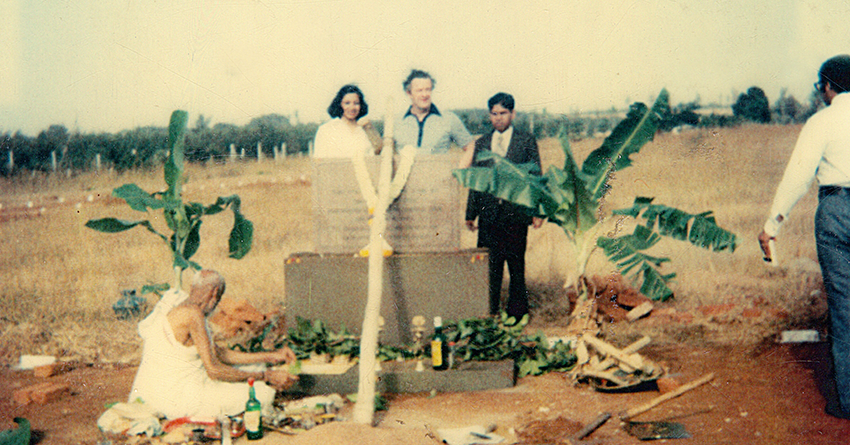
<box><xmin>285</xmin><ymin>359</ymin><xmax>515</xmax><ymax>396</ymax></box>
<box><xmin>284</xmin><ymin>250</ymin><xmax>490</xmax><ymax>345</ymax></box>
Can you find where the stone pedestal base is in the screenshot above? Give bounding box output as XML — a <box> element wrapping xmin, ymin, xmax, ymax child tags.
<box><xmin>286</xmin><ymin>359</ymin><xmax>515</xmax><ymax>396</ymax></box>
<box><xmin>284</xmin><ymin>250</ymin><xmax>490</xmax><ymax>345</ymax></box>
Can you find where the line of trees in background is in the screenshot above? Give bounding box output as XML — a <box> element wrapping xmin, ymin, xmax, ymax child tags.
<box><xmin>0</xmin><ymin>114</ymin><xmax>319</xmax><ymax>176</ymax></box>
<box><xmin>0</xmin><ymin>87</ymin><xmax>823</xmax><ymax>176</ymax></box>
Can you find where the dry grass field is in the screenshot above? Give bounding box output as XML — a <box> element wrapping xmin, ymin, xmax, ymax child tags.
<box><xmin>5</xmin><ymin>124</ymin><xmax>849</xmax><ymax>445</ymax></box>
<box><xmin>0</xmin><ymin>124</ymin><xmax>825</xmax><ymax>366</ymax></box>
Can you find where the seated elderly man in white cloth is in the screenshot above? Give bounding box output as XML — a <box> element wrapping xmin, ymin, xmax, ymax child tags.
<box><xmin>129</xmin><ymin>270</ymin><xmax>297</xmax><ymax>418</ymax></box>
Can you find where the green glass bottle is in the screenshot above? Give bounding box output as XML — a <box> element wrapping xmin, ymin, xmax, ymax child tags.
<box><xmin>245</xmin><ymin>378</ymin><xmax>263</xmax><ymax>440</ymax></box>
<box><xmin>431</xmin><ymin>316</ymin><xmax>448</xmax><ymax>371</ymax></box>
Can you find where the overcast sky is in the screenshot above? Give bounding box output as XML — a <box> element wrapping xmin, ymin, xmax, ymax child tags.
<box><xmin>1</xmin><ymin>1</ymin><xmax>848</xmax><ymax>135</ymax></box>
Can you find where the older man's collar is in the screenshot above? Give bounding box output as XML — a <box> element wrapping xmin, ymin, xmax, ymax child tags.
<box><xmin>404</xmin><ymin>104</ymin><xmax>441</xmax><ymax>117</ymax></box>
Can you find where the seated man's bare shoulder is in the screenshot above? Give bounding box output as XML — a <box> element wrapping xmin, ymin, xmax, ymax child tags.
<box><xmin>167</xmin><ymin>304</ymin><xmax>205</xmax><ymax>346</ymax></box>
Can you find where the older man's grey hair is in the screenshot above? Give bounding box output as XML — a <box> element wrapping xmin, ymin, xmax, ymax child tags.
<box><xmin>192</xmin><ymin>269</ymin><xmax>226</xmax><ymax>297</ymax></box>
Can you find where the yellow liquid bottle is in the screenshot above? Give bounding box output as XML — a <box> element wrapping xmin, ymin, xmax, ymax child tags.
<box><xmin>431</xmin><ymin>316</ymin><xmax>448</xmax><ymax>371</ymax></box>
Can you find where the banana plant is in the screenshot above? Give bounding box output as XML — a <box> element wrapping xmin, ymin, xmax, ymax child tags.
<box><xmin>453</xmin><ymin>89</ymin><xmax>737</xmax><ymax>307</ymax></box>
<box><xmin>85</xmin><ymin>110</ymin><xmax>253</xmax><ymax>289</ymax></box>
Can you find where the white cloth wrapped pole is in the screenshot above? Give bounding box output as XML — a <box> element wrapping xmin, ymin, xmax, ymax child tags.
<box><xmin>352</xmin><ymin>153</ymin><xmax>377</xmax><ymax>211</ymax></box>
<box><xmin>353</xmin><ymin>97</ymin><xmax>395</xmax><ymax>425</ymax></box>
<box><xmin>386</xmin><ymin>145</ymin><xmax>416</xmax><ymax>204</ymax></box>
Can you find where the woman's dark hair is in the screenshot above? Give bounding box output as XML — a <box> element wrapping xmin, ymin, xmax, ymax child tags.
<box><xmin>327</xmin><ymin>84</ymin><xmax>368</xmax><ymax>119</ymax></box>
<box><xmin>820</xmin><ymin>55</ymin><xmax>850</xmax><ymax>94</ymax></box>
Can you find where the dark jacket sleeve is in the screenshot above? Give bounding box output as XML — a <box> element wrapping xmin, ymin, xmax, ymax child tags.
<box><xmin>465</xmin><ymin>135</ymin><xmax>489</xmax><ymax>221</ymax></box>
<box><xmin>466</xmin><ymin>189</ymin><xmax>481</xmax><ymax>221</ymax></box>
<box><xmin>509</xmin><ymin>131</ymin><xmax>541</xmax><ymax>175</ymax></box>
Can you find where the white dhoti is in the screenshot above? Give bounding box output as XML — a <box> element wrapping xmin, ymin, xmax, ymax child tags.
<box><xmin>128</xmin><ymin>289</ymin><xmax>275</xmax><ymax>418</ymax></box>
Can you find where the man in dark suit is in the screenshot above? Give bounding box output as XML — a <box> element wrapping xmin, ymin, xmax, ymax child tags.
<box><xmin>465</xmin><ymin>92</ymin><xmax>543</xmax><ymax>318</ymax></box>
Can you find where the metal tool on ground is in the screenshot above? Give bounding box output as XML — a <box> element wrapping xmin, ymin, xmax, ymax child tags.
<box><xmin>619</xmin><ymin>373</ymin><xmax>714</xmax><ymax>440</ymax></box>
<box><xmin>622</xmin><ymin>420</ymin><xmax>690</xmax><ymax>440</ymax></box>
<box><xmin>563</xmin><ymin>412</ymin><xmax>611</xmax><ymax>445</ymax></box>
<box><xmin>622</xmin><ymin>406</ymin><xmax>713</xmax><ymax>440</ymax></box>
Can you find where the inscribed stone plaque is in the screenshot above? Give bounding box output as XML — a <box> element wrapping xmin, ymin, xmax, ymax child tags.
<box><xmin>312</xmin><ymin>154</ymin><xmax>461</xmax><ymax>253</ymax></box>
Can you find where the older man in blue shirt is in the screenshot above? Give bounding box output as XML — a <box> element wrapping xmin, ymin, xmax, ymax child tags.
<box><xmin>395</xmin><ymin>70</ymin><xmax>474</xmax><ymax>161</ymax></box>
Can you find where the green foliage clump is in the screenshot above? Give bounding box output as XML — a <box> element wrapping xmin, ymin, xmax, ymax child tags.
<box><xmin>286</xmin><ymin>316</ymin><xmax>359</xmax><ymax>359</ymax></box>
<box><xmin>230</xmin><ymin>318</ymin><xmax>286</xmax><ymax>354</ymax></box>
<box><xmin>732</xmin><ymin>86</ymin><xmax>771</xmax><ymax>123</ymax></box>
<box><xmin>441</xmin><ymin>313</ymin><xmax>576</xmax><ymax>377</ymax></box>
<box><xmin>249</xmin><ymin>314</ymin><xmax>575</xmax><ymax>378</ymax></box>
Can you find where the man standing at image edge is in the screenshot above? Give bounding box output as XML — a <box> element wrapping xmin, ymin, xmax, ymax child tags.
<box><xmin>759</xmin><ymin>54</ymin><xmax>850</xmax><ymax>420</ymax></box>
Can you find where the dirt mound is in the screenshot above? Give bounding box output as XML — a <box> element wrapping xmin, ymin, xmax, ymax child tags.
<box><xmin>516</xmin><ymin>415</ymin><xmax>585</xmax><ymax>443</ymax></box>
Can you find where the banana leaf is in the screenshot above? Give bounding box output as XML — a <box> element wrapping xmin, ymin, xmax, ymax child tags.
<box><xmin>613</xmin><ymin>197</ymin><xmax>738</xmax><ymax>252</ymax></box>
<box><xmin>539</xmin><ymin>132</ymin><xmax>598</xmax><ymax>234</ymax></box>
<box><xmin>112</xmin><ymin>184</ymin><xmax>167</xmax><ymax>212</ymax></box>
<box><xmin>164</xmin><ymin>110</ymin><xmax>188</xmax><ymax>200</ymax></box>
<box><xmin>636</xmin><ymin>264</ymin><xmax>676</xmax><ymax>301</ymax></box>
<box><xmin>141</xmin><ymin>282</ymin><xmax>171</xmax><ymax>297</ymax></box>
<box><xmin>452</xmin><ymin>135</ymin><xmax>598</xmax><ymax>234</ymax></box>
<box><xmin>229</xmin><ymin>211</ymin><xmax>254</xmax><ymax>259</ymax></box>
<box><xmin>172</xmin><ymin>196</ymin><xmax>253</xmax><ymax>261</ymax></box>
<box><xmin>452</xmin><ymin>151</ymin><xmax>544</xmax><ymax>210</ymax></box>
<box><xmin>163</xmin><ymin>111</ymin><xmax>190</xmax><ymax>248</ymax></box>
<box><xmin>453</xmin><ymin>90</ymin><xmax>668</xmax><ymax>238</ymax></box>
<box><xmin>600</xmin><ymin>197</ymin><xmax>738</xmax><ymax>300</ymax></box>
<box><xmin>85</xmin><ymin>218</ymin><xmax>169</xmax><ymax>243</ymax></box>
<box><xmin>85</xmin><ymin>109</ymin><xmax>254</xmax><ymax>285</ymax></box>
<box><xmin>596</xmin><ymin>224</ymin><xmax>676</xmax><ymax>301</ymax></box>
<box><xmin>582</xmin><ymin>89</ymin><xmax>669</xmax><ymax>202</ymax></box>
<box><xmin>171</xmin><ymin>220</ymin><xmax>202</xmax><ymax>261</ymax></box>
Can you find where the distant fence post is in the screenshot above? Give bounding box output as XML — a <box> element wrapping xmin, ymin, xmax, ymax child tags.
<box><xmin>51</xmin><ymin>150</ymin><xmax>57</xmax><ymax>172</ymax></box>
<box><xmin>229</xmin><ymin>143</ymin><xmax>236</xmax><ymax>163</ymax></box>
<box><xmin>257</xmin><ymin>142</ymin><xmax>263</xmax><ymax>162</ymax></box>
<box><xmin>240</xmin><ymin>147</ymin><xmax>245</xmax><ymax>160</ymax></box>
<box><xmin>95</xmin><ymin>153</ymin><xmax>101</xmax><ymax>171</ymax></box>
<box><xmin>6</xmin><ymin>150</ymin><xmax>12</xmax><ymax>173</ymax></box>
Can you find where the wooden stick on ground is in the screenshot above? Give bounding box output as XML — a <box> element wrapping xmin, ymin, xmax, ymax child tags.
<box><xmin>620</xmin><ymin>372</ymin><xmax>715</xmax><ymax>421</ymax></box>
<box><xmin>582</xmin><ymin>333</ymin><xmax>648</xmax><ymax>372</ymax></box>
<box><xmin>593</xmin><ymin>336</ymin><xmax>651</xmax><ymax>371</ymax></box>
